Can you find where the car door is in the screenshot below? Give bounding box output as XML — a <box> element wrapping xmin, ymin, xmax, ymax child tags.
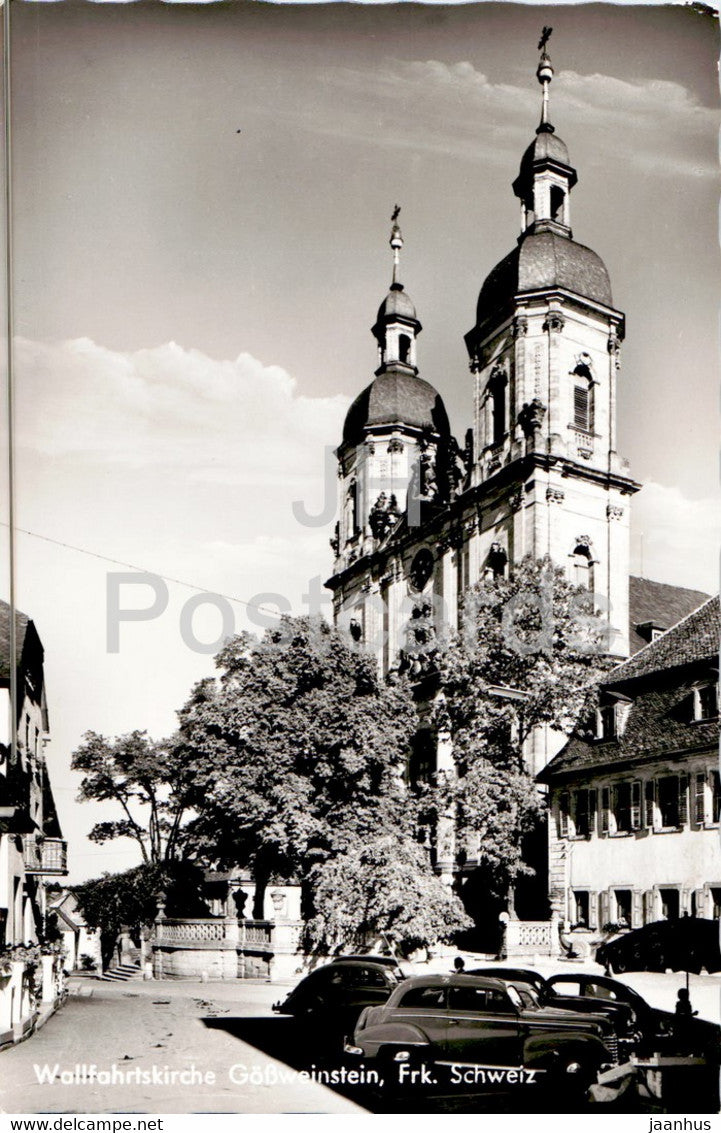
<box><xmin>392</xmin><ymin>984</ymin><xmax>451</xmax><ymax>1056</ymax></box>
<box><xmin>443</xmin><ymin>985</ymin><xmax>523</xmax><ymax>1066</ymax></box>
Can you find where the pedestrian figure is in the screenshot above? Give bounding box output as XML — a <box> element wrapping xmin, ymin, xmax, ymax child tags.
<box><xmin>453</xmin><ymin>956</ymin><xmax>465</xmax><ymax>973</ymax></box>
<box><xmin>673</xmin><ymin>986</ymin><xmax>698</xmax><ymax>1053</ymax></box>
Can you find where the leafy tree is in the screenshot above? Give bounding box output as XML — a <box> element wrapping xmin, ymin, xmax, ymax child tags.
<box><xmin>71</xmin><ymin>730</ymin><xmax>196</xmax><ymax>864</ymax></box>
<box><xmin>305</xmin><ymin>834</ymin><xmax>472</xmax><ymax>956</ymax></box>
<box><xmin>177</xmin><ymin>616</ymin><xmax>419</xmax><ymax>917</ymax></box>
<box><xmin>72</xmin><ymin>862</ymin><xmax>209</xmax><ymax>968</ymax></box>
<box><xmin>430</xmin><ymin>556</ymin><xmax>612</xmax><ymax>908</ymax></box>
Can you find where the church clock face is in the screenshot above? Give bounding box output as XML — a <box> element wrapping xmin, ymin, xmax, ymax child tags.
<box><xmin>409</xmin><ymin>548</ymin><xmax>434</xmax><ymax>593</ymax></box>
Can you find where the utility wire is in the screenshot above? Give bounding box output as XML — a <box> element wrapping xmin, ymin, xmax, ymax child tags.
<box><xmin>0</xmin><ymin>521</ymin><xmax>286</xmax><ymax>619</ymax></box>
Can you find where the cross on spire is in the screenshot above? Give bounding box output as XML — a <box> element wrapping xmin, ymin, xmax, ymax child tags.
<box><xmin>389</xmin><ymin>205</ymin><xmax>403</xmax><ymax>286</ymax></box>
<box><xmin>536</xmin><ymin>27</ymin><xmax>555</xmax><ymax>129</ymax></box>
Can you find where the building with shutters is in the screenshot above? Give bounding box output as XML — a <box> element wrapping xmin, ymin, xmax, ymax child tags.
<box><xmin>537</xmin><ymin>596</ymin><xmax>720</xmax><ymax>937</ymax></box>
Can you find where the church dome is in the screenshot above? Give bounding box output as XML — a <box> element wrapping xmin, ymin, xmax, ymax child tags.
<box><xmin>376</xmin><ymin>283</ymin><xmax>418</xmax><ymax>325</ymax></box>
<box><xmin>475</xmin><ymin>229</ymin><xmax>613</xmax><ymax>329</ymax></box>
<box><xmin>519</xmin><ymin>129</ymin><xmax>571</xmax><ymax>177</ymax></box>
<box><xmin>342</xmin><ymin>367</ymin><xmax>451</xmax><ymax>447</ymax></box>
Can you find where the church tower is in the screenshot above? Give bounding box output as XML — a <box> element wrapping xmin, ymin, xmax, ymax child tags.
<box><xmin>327</xmin><ymin>213</ymin><xmax>456</xmax><ymax>676</ymax></box>
<box><xmin>463</xmin><ymin>39</ymin><xmax>640</xmax><ymax>658</ymax></box>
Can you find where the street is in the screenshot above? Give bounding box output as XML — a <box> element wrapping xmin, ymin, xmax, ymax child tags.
<box><xmin>1</xmin><ymin>964</ymin><xmax>719</xmax><ymax>1115</ymax></box>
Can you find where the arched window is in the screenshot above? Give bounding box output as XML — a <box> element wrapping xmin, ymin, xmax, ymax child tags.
<box><xmin>347</xmin><ymin>479</ymin><xmax>359</xmax><ymax>536</ymax></box>
<box><xmin>399</xmin><ymin>334</ymin><xmax>411</xmax><ymax>364</ymax></box>
<box><xmin>571</xmin><ymin>541</ymin><xmax>594</xmax><ymax>591</ymax></box>
<box><xmin>488</xmin><ymin>368</ymin><xmax>507</xmax><ymax>447</ymax></box>
<box><xmin>572</xmin><ymin>359</ymin><xmax>594</xmax><ymax>433</ymax></box>
<box><xmin>550</xmin><ymin>185</ymin><xmax>565</xmax><ymax>223</ymax></box>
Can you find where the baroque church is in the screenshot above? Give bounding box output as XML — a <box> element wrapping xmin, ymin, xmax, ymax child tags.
<box><xmin>324</xmin><ymin>43</ymin><xmax>709</xmax><ymax>911</ymax></box>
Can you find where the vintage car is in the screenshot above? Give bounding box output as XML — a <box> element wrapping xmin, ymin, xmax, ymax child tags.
<box><xmin>468</xmin><ymin>966</ymin><xmax>638</xmax><ymax>1036</ymax></box>
<box><xmin>345</xmin><ymin>974</ymin><xmax>627</xmax><ymax>1092</ymax></box>
<box><xmin>546</xmin><ymin>972</ymin><xmax>721</xmax><ymax>1061</ymax></box>
<box><xmin>272</xmin><ymin>958</ymin><xmax>402</xmax><ymax>1037</ymax></box>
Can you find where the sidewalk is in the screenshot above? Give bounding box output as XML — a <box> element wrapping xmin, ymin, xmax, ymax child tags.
<box><xmin>0</xmin><ymin>980</ymin><xmax>365</xmax><ymax>1114</ymax></box>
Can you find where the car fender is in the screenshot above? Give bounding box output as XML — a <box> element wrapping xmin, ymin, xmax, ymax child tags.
<box><xmin>357</xmin><ymin>1021</ymin><xmax>434</xmax><ymax>1049</ymax></box>
<box><xmin>522</xmin><ymin>1029</ymin><xmax>608</xmax><ymax>1068</ymax></box>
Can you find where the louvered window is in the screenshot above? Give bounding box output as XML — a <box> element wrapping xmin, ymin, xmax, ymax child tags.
<box><xmin>574</xmin><ymin>384</ymin><xmax>590</xmax><ymax>431</ymax></box>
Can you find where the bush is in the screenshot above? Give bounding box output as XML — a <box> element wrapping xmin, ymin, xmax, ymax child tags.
<box><xmin>79</xmin><ymin>953</ymin><xmax>97</xmax><ymax>972</ymax></box>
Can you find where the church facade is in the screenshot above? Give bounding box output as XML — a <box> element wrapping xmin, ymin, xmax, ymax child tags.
<box><xmin>326</xmin><ymin>46</ymin><xmax>639</xmax><ymax>761</ymax></box>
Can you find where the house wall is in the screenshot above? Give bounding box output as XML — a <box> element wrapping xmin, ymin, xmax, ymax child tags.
<box><xmin>548</xmin><ymin>755</ymin><xmax>721</xmax><ymax>928</ymax></box>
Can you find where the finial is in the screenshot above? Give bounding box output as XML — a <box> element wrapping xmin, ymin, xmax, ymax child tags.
<box><xmin>389</xmin><ymin>204</ymin><xmax>403</xmax><ymax>286</ymax></box>
<box><xmin>536</xmin><ymin>26</ymin><xmax>554</xmax><ymax>131</ymax></box>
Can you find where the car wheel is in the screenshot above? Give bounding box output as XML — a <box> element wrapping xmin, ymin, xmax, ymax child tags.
<box><xmin>378</xmin><ymin>1047</ymin><xmax>420</xmax><ymax>1093</ymax></box>
<box><xmin>553</xmin><ymin>1051</ymin><xmax>599</xmax><ymax>1099</ymax></box>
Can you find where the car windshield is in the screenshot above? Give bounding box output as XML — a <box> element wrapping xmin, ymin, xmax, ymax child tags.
<box><xmin>511</xmin><ymin>984</ymin><xmax>540</xmax><ymax>1010</ymax></box>
<box><xmin>505</xmin><ymin>985</ymin><xmax>524</xmax><ymax>1012</ymax></box>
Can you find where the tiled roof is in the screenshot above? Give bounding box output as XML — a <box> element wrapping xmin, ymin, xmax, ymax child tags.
<box><xmin>615</xmin><ymin>594</ymin><xmax>718</xmax><ymax>684</ymax></box>
<box><xmin>628</xmin><ymin>576</ymin><xmax>710</xmax><ymax>654</ymax></box>
<box><xmin>540</xmin><ymin>595</ymin><xmax>719</xmax><ymax>783</ymax></box>
<box><xmin>0</xmin><ymin>599</ymin><xmax>31</xmax><ymax>682</ymax></box>
<box><xmin>538</xmin><ymin>674</ymin><xmax>718</xmax><ymax>782</ymax></box>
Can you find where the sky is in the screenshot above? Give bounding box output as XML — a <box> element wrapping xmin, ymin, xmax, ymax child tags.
<box><xmin>2</xmin><ymin>1</ymin><xmax>719</xmax><ymax>882</ymax></box>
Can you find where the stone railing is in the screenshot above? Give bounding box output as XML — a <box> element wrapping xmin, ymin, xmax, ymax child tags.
<box><xmin>155</xmin><ymin>918</ymin><xmax>227</xmax><ymax>945</ymax></box>
<box><xmin>503</xmin><ymin>917</ymin><xmax>560</xmax><ymax>959</ymax></box>
<box><xmin>151</xmin><ymin>917</ymin><xmax>302</xmax><ymax>981</ymax></box>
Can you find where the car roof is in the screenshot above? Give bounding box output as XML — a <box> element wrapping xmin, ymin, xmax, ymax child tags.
<box><xmin>394</xmin><ymin>974</ymin><xmax>511</xmax><ymax>992</ymax></box>
<box><xmin>548</xmin><ymin>972</ymin><xmax>645</xmax><ymax>998</ymax></box>
<box><xmin>468</xmin><ymin>967</ymin><xmax>544</xmax><ymax>981</ymax></box>
<box><xmin>328</xmin><ymin>955</ymin><xmax>401</xmax><ymax>967</ymax></box>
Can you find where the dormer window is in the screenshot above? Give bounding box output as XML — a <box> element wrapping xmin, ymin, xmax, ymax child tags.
<box><xmin>596</xmin><ymin>692</ymin><xmax>631</xmax><ymax>740</ymax></box>
<box><xmin>635</xmin><ymin>621</ymin><xmax>666</xmax><ymax>644</ymax></box>
<box><xmin>693</xmin><ymin>681</ymin><xmax>718</xmax><ymax>722</ymax></box>
<box><xmin>598</xmin><ymin>703</ymin><xmax>616</xmax><ymax>740</ymax></box>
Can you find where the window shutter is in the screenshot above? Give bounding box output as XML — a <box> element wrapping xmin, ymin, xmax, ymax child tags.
<box><xmin>574</xmin><ymin>384</ymin><xmax>589</xmax><ymax>430</ymax></box>
<box><xmin>712</xmin><ymin>771</ymin><xmax>721</xmax><ymax>823</ymax></box>
<box><xmin>559</xmin><ymin>792</ymin><xmax>570</xmax><ymax>838</ymax></box>
<box><xmin>644</xmin><ymin>779</ymin><xmax>655</xmax><ymax>828</ymax></box>
<box><xmin>643</xmin><ymin>890</ymin><xmax>655</xmax><ymax>925</ymax></box>
<box><xmin>600</xmin><ymin>787</ymin><xmax>610</xmax><ymax>834</ymax></box>
<box><xmin>694</xmin><ymin>772</ymin><xmax>706</xmax><ymax>826</ymax></box>
<box><xmin>632</xmin><ymin>890</ymin><xmax>642</xmax><ymax>929</ymax></box>
<box><xmin>631</xmin><ymin>781</ymin><xmax>642</xmax><ymax>830</ymax></box>
<box><xmin>587</xmin><ymin>788</ymin><xmax>597</xmax><ymax>835</ymax></box>
<box><xmin>599</xmin><ymin>891</ymin><xmax>610</xmax><ymax>928</ymax></box>
<box><xmin>588</xmin><ymin>891</ymin><xmax>598</xmax><ymax>930</ymax></box>
<box><xmin>678</xmin><ymin>774</ymin><xmax>688</xmax><ymax>827</ymax></box>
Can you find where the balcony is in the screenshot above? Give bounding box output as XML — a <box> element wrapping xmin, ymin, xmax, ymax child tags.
<box><xmin>22</xmin><ymin>836</ymin><xmax>68</xmax><ymax>875</ymax></box>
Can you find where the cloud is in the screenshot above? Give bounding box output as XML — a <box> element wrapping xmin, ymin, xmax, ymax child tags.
<box><xmin>312</xmin><ymin>60</ymin><xmax>718</xmax><ymax>178</ymax></box>
<box><xmin>631</xmin><ymin>481</ymin><xmax>720</xmax><ymax>595</ymax></box>
<box><xmin>14</xmin><ymin>336</ymin><xmax>349</xmax><ymax>487</ymax></box>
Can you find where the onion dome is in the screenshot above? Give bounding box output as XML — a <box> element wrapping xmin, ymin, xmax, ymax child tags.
<box><xmin>343</xmin><ymin>368</ymin><xmax>451</xmax><ymax>447</ymax></box>
<box><xmin>476</xmin><ymin>230</ymin><xmax>612</xmax><ymax>331</ymax></box>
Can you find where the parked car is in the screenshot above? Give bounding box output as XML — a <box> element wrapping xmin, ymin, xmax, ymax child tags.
<box><xmin>272</xmin><ymin>958</ymin><xmax>401</xmax><ymax>1038</ymax></box>
<box><xmin>468</xmin><ymin>966</ymin><xmax>638</xmax><ymax>1037</ymax></box>
<box><xmin>545</xmin><ymin>972</ymin><xmax>721</xmax><ymax>1060</ymax></box>
<box><xmin>345</xmin><ymin>973</ymin><xmax>627</xmax><ymax>1094</ymax></box>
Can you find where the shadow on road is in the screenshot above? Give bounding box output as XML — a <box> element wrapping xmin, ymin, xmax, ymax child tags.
<box><xmin>201</xmin><ymin>1015</ymin><xmax>664</xmax><ymax>1115</ymax></box>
